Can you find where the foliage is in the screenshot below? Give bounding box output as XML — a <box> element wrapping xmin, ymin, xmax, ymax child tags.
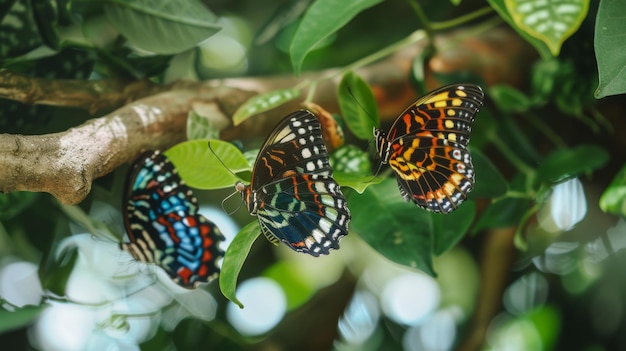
<box><xmin>1</xmin><ymin>0</ymin><xmax>625</xmax><ymax>349</ymax></box>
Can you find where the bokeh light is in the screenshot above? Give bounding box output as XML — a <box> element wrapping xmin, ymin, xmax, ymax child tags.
<box><xmin>403</xmin><ymin>308</ymin><xmax>458</xmax><ymax>351</ymax></box>
<box><xmin>503</xmin><ymin>272</ymin><xmax>549</xmax><ymax>316</ymax></box>
<box><xmin>380</xmin><ymin>273</ymin><xmax>441</xmax><ymax>326</ymax></box>
<box><xmin>337</xmin><ymin>290</ymin><xmax>380</xmax><ymax>345</ymax></box>
<box><xmin>226</xmin><ymin>277</ymin><xmax>287</xmax><ymax>336</ymax></box>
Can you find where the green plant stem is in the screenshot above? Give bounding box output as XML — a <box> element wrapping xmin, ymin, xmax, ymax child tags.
<box><xmin>406</xmin><ymin>0</ymin><xmax>435</xmax><ymax>39</ymax></box>
<box><xmin>513</xmin><ymin>203</ymin><xmax>539</xmax><ymax>251</ymax></box>
<box><xmin>589</xmin><ymin>105</ymin><xmax>613</xmax><ymax>132</ymax></box>
<box><xmin>304</xmin><ymin>81</ymin><xmax>318</xmax><ymax>103</ymax></box>
<box><xmin>491</xmin><ymin>135</ymin><xmax>535</xmax><ymax>177</ymax></box>
<box><xmin>526</xmin><ymin>112</ymin><xmax>567</xmax><ymax>148</ymax></box>
<box><xmin>430</xmin><ymin>7</ymin><xmax>494</xmax><ymax>31</ymax></box>
<box><xmin>322</xmin><ymin>29</ymin><xmax>428</xmax><ymax>82</ymax></box>
<box><xmin>493</xmin><ymin>190</ymin><xmax>533</xmax><ymax>203</ymax></box>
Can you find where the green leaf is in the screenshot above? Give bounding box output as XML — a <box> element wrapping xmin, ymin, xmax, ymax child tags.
<box><xmin>40</xmin><ymin>244</ymin><xmax>79</xmax><ymax>296</ymax></box>
<box><xmin>165</xmin><ymin>140</ymin><xmax>250</xmax><ymax>190</ymax></box>
<box><xmin>432</xmin><ymin>200</ymin><xmax>476</xmax><ymax>255</ymax></box>
<box><xmin>255</xmin><ymin>0</ymin><xmax>313</xmax><ymax>45</ymax></box>
<box><xmin>104</xmin><ymin>0</ymin><xmax>221</xmax><ymax>55</ymax></box>
<box><xmin>0</xmin><ymin>1</ymin><xmax>46</xmax><ymax>59</ymax></box>
<box><xmin>330</xmin><ymin>145</ymin><xmax>372</xmax><ymax>175</ymax></box>
<box><xmin>349</xmin><ymin>178</ymin><xmax>435</xmax><ymax>275</ymax></box>
<box><xmin>470</xmin><ymin>106</ymin><xmax>497</xmax><ymax>150</ymax></box>
<box><xmin>186</xmin><ymin>110</ymin><xmax>220</xmax><ymax>141</ymax></box>
<box><xmin>489</xmin><ymin>84</ymin><xmax>534</xmax><ymax>113</ymax></box>
<box><xmin>504</xmin><ymin>0</ymin><xmax>589</xmax><ymax>56</ymax></box>
<box><xmin>470</xmin><ymin>148</ymin><xmax>508</xmax><ymax>198</ymax></box>
<box><xmin>599</xmin><ymin>163</ymin><xmax>626</xmax><ymax>216</ymax></box>
<box><xmin>536</xmin><ymin>144</ymin><xmax>609</xmax><ymax>184</ymax></box>
<box><xmin>0</xmin><ymin>305</ymin><xmax>45</xmax><ymax>333</ymax></box>
<box><xmin>232</xmin><ymin>89</ymin><xmax>301</xmax><ymax>126</ymax></box>
<box><xmin>486</xmin><ymin>0</ymin><xmax>553</xmax><ymax>58</ymax></box>
<box><xmin>594</xmin><ymin>0</ymin><xmax>626</xmax><ymax>98</ymax></box>
<box><xmin>290</xmin><ymin>0</ymin><xmax>383</xmax><ymax>74</ymax></box>
<box><xmin>338</xmin><ymin>71</ymin><xmax>379</xmax><ymax>140</ymax></box>
<box><xmin>333</xmin><ymin>171</ymin><xmax>383</xmax><ymax>194</ymax></box>
<box><xmin>219</xmin><ymin>221</ymin><xmax>262</xmax><ymax>308</ymax></box>
<box><xmin>472</xmin><ymin>174</ymin><xmax>532</xmax><ymax>234</ymax></box>
<box><xmin>0</xmin><ymin>192</ymin><xmax>39</xmax><ymax>221</ymax></box>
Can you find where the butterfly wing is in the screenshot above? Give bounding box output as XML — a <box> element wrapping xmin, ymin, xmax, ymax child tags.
<box><xmin>382</xmin><ymin>84</ymin><xmax>484</xmax><ymax>213</ymax></box>
<box><xmin>122</xmin><ymin>150</ymin><xmax>224</xmax><ymax>288</ymax></box>
<box><xmin>244</xmin><ymin>110</ymin><xmax>350</xmax><ymax>256</ymax></box>
<box><xmin>249</xmin><ymin>110</ymin><xmax>332</xmax><ymax>189</ymax></box>
<box><xmin>256</xmin><ymin>174</ymin><xmax>350</xmax><ymax>256</ymax></box>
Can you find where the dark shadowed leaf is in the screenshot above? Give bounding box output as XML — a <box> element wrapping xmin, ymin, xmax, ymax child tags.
<box><xmin>349</xmin><ymin>178</ymin><xmax>435</xmax><ymax>275</ymax></box>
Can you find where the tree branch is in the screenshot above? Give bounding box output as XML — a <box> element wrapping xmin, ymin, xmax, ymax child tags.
<box><xmin>0</xmin><ymin>27</ymin><xmax>532</xmax><ymax>205</ymax></box>
<box><xmin>0</xmin><ymin>86</ymin><xmax>254</xmax><ymax>204</ymax></box>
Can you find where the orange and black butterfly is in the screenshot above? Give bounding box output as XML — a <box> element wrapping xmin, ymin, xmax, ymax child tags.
<box><xmin>374</xmin><ymin>84</ymin><xmax>484</xmax><ymax>213</ymax></box>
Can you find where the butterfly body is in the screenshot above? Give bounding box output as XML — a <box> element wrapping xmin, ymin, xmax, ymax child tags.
<box><xmin>375</xmin><ymin>84</ymin><xmax>484</xmax><ymax>213</ymax></box>
<box><xmin>237</xmin><ymin>110</ymin><xmax>350</xmax><ymax>256</ymax></box>
<box><xmin>122</xmin><ymin>150</ymin><xmax>224</xmax><ymax>288</ymax></box>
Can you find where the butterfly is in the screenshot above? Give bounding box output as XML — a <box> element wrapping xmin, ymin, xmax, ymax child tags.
<box><xmin>122</xmin><ymin>150</ymin><xmax>224</xmax><ymax>288</ymax></box>
<box><xmin>236</xmin><ymin>110</ymin><xmax>351</xmax><ymax>256</ymax></box>
<box><xmin>374</xmin><ymin>84</ymin><xmax>484</xmax><ymax>213</ymax></box>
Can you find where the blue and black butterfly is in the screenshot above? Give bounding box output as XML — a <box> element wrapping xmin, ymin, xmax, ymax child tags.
<box><xmin>236</xmin><ymin>110</ymin><xmax>351</xmax><ymax>256</ymax></box>
<box><xmin>122</xmin><ymin>150</ymin><xmax>224</xmax><ymax>288</ymax></box>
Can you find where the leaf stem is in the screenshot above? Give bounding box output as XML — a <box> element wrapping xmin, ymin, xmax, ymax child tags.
<box><xmin>321</xmin><ymin>29</ymin><xmax>428</xmax><ymax>82</ymax></box>
<box><xmin>493</xmin><ymin>190</ymin><xmax>533</xmax><ymax>203</ymax></box>
<box><xmin>430</xmin><ymin>7</ymin><xmax>494</xmax><ymax>31</ymax></box>
<box><xmin>526</xmin><ymin>112</ymin><xmax>567</xmax><ymax>148</ymax></box>
<box><xmin>406</xmin><ymin>0</ymin><xmax>435</xmax><ymax>39</ymax></box>
<box><xmin>513</xmin><ymin>203</ymin><xmax>539</xmax><ymax>251</ymax></box>
<box><xmin>491</xmin><ymin>135</ymin><xmax>535</xmax><ymax>177</ymax></box>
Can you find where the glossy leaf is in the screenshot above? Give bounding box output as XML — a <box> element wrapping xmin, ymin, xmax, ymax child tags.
<box><xmin>330</xmin><ymin>145</ymin><xmax>372</xmax><ymax>175</ymax></box>
<box><xmin>338</xmin><ymin>71</ymin><xmax>379</xmax><ymax>140</ymax></box>
<box><xmin>255</xmin><ymin>0</ymin><xmax>314</xmax><ymax>45</ymax></box>
<box><xmin>599</xmin><ymin>163</ymin><xmax>626</xmax><ymax>216</ymax></box>
<box><xmin>104</xmin><ymin>0</ymin><xmax>221</xmax><ymax>55</ymax></box>
<box><xmin>470</xmin><ymin>148</ymin><xmax>508</xmax><ymax>198</ymax></box>
<box><xmin>536</xmin><ymin>144</ymin><xmax>609</xmax><ymax>184</ymax></box>
<box><xmin>219</xmin><ymin>221</ymin><xmax>262</xmax><ymax>308</ymax></box>
<box><xmin>0</xmin><ymin>305</ymin><xmax>45</xmax><ymax>333</ymax></box>
<box><xmin>165</xmin><ymin>140</ymin><xmax>250</xmax><ymax>190</ymax></box>
<box><xmin>432</xmin><ymin>200</ymin><xmax>476</xmax><ymax>255</ymax></box>
<box><xmin>594</xmin><ymin>0</ymin><xmax>626</xmax><ymax>98</ymax></box>
<box><xmin>290</xmin><ymin>0</ymin><xmax>383</xmax><ymax>74</ymax></box>
<box><xmin>232</xmin><ymin>89</ymin><xmax>301</xmax><ymax>126</ymax></box>
<box><xmin>504</xmin><ymin>0</ymin><xmax>589</xmax><ymax>56</ymax></box>
<box><xmin>349</xmin><ymin>178</ymin><xmax>435</xmax><ymax>275</ymax></box>
<box><xmin>333</xmin><ymin>171</ymin><xmax>383</xmax><ymax>194</ymax></box>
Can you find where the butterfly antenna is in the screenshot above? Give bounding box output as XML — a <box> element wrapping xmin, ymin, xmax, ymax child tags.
<box><xmin>208</xmin><ymin>141</ymin><xmax>242</xmax><ymax>179</ymax></box>
<box><xmin>347</xmin><ymin>86</ymin><xmax>380</xmax><ymax>131</ymax></box>
<box><xmin>221</xmin><ymin>189</ymin><xmax>244</xmax><ymax>215</ymax></box>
